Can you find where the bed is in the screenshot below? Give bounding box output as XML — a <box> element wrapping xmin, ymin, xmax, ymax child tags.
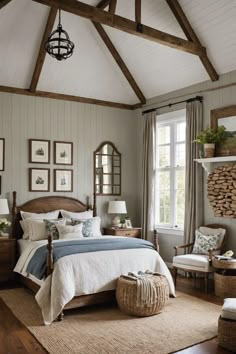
<box><xmin>12</xmin><ymin>191</ymin><xmax>175</xmax><ymax>325</ymax></box>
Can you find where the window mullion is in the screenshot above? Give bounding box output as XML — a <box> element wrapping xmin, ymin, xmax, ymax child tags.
<box><xmin>170</xmin><ymin>121</ymin><xmax>175</xmax><ymax>228</ymax></box>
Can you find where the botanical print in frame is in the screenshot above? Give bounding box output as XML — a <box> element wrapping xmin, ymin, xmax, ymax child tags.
<box><xmin>211</xmin><ymin>105</ymin><xmax>236</xmax><ymax>156</ymax></box>
<box><xmin>29</xmin><ymin>168</ymin><xmax>50</xmax><ymax>192</ymax></box>
<box><xmin>29</xmin><ymin>139</ymin><xmax>50</xmax><ymax>164</ymax></box>
<box><xmin>54</xmin><ymin>141</ymin><xmax>73</xmax><ymax>165</ymax></box>
<box><xmin>54</xmin><ymin>169</ymin><xmax>73</xmax><ymax>192</ymax></box>
<box><xmin>0</xmin><ymin>138</ymin><xmax>5</xmax><ymax>171</ymax></box>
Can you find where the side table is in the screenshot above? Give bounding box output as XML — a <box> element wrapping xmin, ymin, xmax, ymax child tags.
<box><xmin>212</xmin><ymin>257</ymin><xmax>236</xmax><ymax>298</ymax></box>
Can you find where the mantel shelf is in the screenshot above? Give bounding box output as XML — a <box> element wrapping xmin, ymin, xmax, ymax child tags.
<box><xmin>194</xmin><ymin>156</ymin><xmax>236</xmax><ymax>174</ymax></box>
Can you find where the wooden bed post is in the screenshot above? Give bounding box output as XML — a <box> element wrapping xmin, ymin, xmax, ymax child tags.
<box><xmin>12</xmin><ymin>191</ymin><xmax>17</xmax><ymax>222</ymax></box>
<box><xmin>93</xmin><ymin>192</ymin><xmax>97</xmax><ymax>217</ymax></box>
<box><xmin>46</xmin><ymin>235</ymin><xmax>54</xmax><ymax>277</ymax></box>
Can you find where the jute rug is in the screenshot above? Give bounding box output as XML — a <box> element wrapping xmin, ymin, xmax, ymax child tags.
<box><xmin>0</xmin><ymin>288</ymin><xmax>220</xmax><ymax>354</ymax></box>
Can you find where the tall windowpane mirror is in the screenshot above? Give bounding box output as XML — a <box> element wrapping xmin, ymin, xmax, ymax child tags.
<box><xmin>94</xmin><ymin>142</ymin><xmax>121</xmax><ymax>196</ymax></box>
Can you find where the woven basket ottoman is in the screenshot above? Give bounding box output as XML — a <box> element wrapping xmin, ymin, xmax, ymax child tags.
<box><xmin>116</xmin><ymin>273</ymin><xmax>169</xmax><ymax>317</ymax></box>
<box><xmin>218</xmin><ymin>298</ymin><xmax>236</xmax><ymax>352</ymax></box>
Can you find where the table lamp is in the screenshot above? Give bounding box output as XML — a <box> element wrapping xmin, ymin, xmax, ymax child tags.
<box><xmin>0</xmin><ymin>199</ymin><xmax>10</xmax><ymax>236</ymax></box>
<box><xmin>108</xmin><ymin>201</ymin><xmax>127</xmax><ymax>228</ymax></box>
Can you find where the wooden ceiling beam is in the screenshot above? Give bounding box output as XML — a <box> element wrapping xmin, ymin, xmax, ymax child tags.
<box><xmin>32</xmin><ymin>0</ymin><xmax>206</xmax><ymax>56</ymax></box>
<box><xmin>93</xmin><ymin>22</ymin><xmax>146</xmax><ymax>104</ymax></box>
<box><xmin>166</xmin><ymin>0</ymin><xmax>218</xmax><ymax>81</ymax></box>
<box><xmin>0</xmin><ymin>0</ymin><xmax>12</xmax><ymax>10</ymax></box>
<box><xmin>135</xmin><ymin>0</ymin><xmax>141</xmax><ymax>24</ymax></box>
<box><xmin>0</xmin><ymin>85</ymin><xmax>136</xmax><ymax>110</ymax></box>
<box><xmin>30</xmin><ymin>7</ymin><xmax>58</xmax><ymax>92</ymax></box>
<box><xmin>108</xmin><ymin>0</ymin><xmax>116</xmax><ymax>14</ymax></box>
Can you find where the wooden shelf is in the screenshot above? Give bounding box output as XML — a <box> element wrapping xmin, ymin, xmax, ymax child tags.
<box><xmin>194</xmin><ymin>156</ymin><xmax>236</xmax><ymax>174</ymax></box>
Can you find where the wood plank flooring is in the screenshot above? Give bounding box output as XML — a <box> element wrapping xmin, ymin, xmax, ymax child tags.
<box><xmin>0</xmin><ymin>276</ymin><xmax>231</xmax><ymax>354</ymax></box>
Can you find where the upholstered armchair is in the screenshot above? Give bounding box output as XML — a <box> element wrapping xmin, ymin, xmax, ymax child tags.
<box><xmin>173</xmin><ymin>224</ymin><xmax>226</xmax><ymax>292</ymax></box>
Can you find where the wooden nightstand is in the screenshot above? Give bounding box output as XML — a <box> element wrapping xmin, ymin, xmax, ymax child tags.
<box><xmin>103</xmin><ymin>227</ymin><xmax>142</xmax><ymax>238</ymax></box>
<box><xmin>0</xmin><ymin>238</ymin><xmax>16</xmax><ymax>282</ymax></box>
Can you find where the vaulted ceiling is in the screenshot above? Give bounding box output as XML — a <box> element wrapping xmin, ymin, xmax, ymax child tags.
<box><xmin>0</xmin><ymin>0</ymin><xmax>236</xmax><ymax>109</ymax></box>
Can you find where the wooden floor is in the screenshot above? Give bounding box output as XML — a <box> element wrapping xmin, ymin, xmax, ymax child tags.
<box><xmin>0</xmin><ymin>276</ymin><xmax>231</xmax><ymax>354</ymax></box>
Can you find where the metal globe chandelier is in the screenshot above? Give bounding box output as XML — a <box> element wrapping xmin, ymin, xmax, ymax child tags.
<box><xmin>45</xmin><ymin>9</ymin><xmax>74</xmax><ymax>61</ymax></box>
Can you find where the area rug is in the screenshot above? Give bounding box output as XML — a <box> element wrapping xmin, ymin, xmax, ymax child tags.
<box><xmin>0</xmin><ymin>288</ymin><xmax>220</xmax><ymax>354</ymax></box>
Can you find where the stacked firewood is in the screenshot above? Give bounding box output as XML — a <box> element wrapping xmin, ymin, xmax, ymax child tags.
<box><xmin>207</xmin><ymin>164</ymin><xmax>236</xmax><ymax>218</ymax></box>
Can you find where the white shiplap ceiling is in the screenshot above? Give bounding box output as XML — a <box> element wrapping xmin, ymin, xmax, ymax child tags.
<box><xmin>0</xmin><ymin>0</ymin><xmax>236</xmax><ymax>105</ymax></box>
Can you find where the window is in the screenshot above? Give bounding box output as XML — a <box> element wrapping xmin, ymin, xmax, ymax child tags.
<box><xmin>155</xmin><ymin>110</ymin><xmax>186</xmax><ymax>230</ymax></box>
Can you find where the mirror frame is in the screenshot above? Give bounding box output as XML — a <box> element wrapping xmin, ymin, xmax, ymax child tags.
<box><xmin>94</xmin><ymin>141</ymin><xmax>121</xmax><ymax>196</ymax></box>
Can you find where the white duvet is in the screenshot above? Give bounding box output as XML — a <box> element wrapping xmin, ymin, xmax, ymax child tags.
<box><xmin>14</xmin><ymin>236</ymin><xmax>175</xmax><ymax>325</ymax></box>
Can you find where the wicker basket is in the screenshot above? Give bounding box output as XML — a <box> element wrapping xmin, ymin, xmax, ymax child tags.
<box><xmin>214</xmin><ymin>272</ymin><xmax>236</xmax><ymax>298</ymax></box>
<box><xmin>116</xmin><ymin>274</ymin><xmax>169</xmax><ymax>317</ymax></box>
<box><xmin>218</xmin><ymin>316</ymin><xmax>236</xmax><ymax>352</ymax></box>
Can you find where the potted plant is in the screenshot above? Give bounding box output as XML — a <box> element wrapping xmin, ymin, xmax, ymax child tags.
<box><xmin>195</xmin><ymin>125</ymin><xmax>227</xmax><ymax>158</ymax></box>
<box><xmin>0</xmin><ymin>218</ymin><xmax>11</xmax><ymax>236</ymax></box>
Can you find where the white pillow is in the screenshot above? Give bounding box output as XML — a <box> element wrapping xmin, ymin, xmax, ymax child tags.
<box><xmin>56</xmin><ymin>224</ymin><xmax>83</xmax><ymax>240</ymax></box>
<box><xmin>192</xmin><ymin>229</ymin><xmax>222</xmax><ymax>255</ymax></box>
<box><xmin>24</xmin><ymin>219</ymin><xmax>47</xmax><ymax>241</ymax></box>
<box><xmin>20</xmin><ymin>220</ymin><xmax>30</xmax><ymax>240</ymax></box>
<box><xmin>20</xmin><ymin>210</ymin><xmax>60</xmax><ymax>220</ymax></box>
<box><xmin>60</xmin><ymin>209</ymin><xmax>93</xmax><ymax>220</ymax></box>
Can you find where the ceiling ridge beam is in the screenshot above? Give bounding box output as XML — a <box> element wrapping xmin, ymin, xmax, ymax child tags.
<box><xmin>30</xmin><ymin>7</ymin><xmax>58</xmax><ymax>92</ymax></box>
<box><xmin>108</xmin><ymin>0</ymin><xmax>116</xmax><ymax>14</ymax></box>
<box><xmin>97</xmin><ymin>0</ymin><xmax>109</xmax><ymax>10</ymax></box>
<box><xmin>0</xmin><ymin>85</ymin><xmax>137</xmax><ymax>110</ymax></box>
<box><xmin>166</xmin><ymin>0</ymin><xmax>218</xmax><ymax>81</ymax></box>
<box><xmin>92</xmin><ymin>22</ymin><xmax>146</xmax><ymax>104</ymax></box>
<box><xmin>0</xmin><ymin>0</ymin><xmax>12</xmax><ymax>10</ymax></box>
<box><xmin>32</xmin><ymin>0</ymin><xmax>206</xmax><ymax>56</ymax></box>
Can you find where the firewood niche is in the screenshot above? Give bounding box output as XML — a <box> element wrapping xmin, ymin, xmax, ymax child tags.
<box><xmin>207</xmin><ymin>164</ymin><xmax>236</xmax><ymax>218</ymax></box>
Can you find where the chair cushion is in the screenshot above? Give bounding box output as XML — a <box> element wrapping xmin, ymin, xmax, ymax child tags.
<box><xmin>192</xmin><ymin>229</ymin><xmax>222</xmax><ymax>255</ymax></box>
<box><xmin>222</xmin><ymin>298</ymin><xmax>236</xmax><ymax>321</ymax></box>
<box><xmin>173</xmin><ymin>254</ymin><xmax>213</xmax><ymax>272</ymax></box>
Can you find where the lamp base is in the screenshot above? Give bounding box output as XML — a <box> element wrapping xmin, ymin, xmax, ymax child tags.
<box><xmin>112</xmin><ymin>215</ymin><xmax>120</xmax><ymax>228</ymax></box>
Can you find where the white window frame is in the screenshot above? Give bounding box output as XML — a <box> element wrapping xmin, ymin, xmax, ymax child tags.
<box><xmin>155</xmin><ymin>109</ymin><xmax>186</xmax><ymax>231</ymax></box>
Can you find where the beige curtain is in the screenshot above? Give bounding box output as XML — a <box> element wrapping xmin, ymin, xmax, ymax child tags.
<box><xmin>141</xmin><ymin>112</ymin><xmax>157</xmax><ymax>240</ymax></box>
<box><xmin>184</xmin><ymin>99</ymin><xmax>203</xmax><ymax>244</ymax></box>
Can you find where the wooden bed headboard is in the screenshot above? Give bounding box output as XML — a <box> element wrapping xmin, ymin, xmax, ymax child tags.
<box><xmin>12</xmin><ymin>191</ymin><xmax>97</xmax><ymax>239</ymax></box>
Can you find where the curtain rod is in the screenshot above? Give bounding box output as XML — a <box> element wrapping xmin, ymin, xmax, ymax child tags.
<box><xmin>142</xmin><ymin>95</ymin><xmax>203</xmax><ymax>115</ymax></box>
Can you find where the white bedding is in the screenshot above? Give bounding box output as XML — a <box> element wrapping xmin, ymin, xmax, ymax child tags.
<box><xmin>14</xmin><ymin>236</ymin><xmax>175</xmax><ymax>325</ymax></box>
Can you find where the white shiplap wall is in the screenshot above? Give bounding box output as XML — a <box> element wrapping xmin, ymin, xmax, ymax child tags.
<box><xmin>136</xmin><ymin>70</ymin><xmax>236</xmax><ymax>262</ymax></box>
<box><xmin>0</xmin><ymin>92</ymin><xmax>138</xmax><ymax>227</ymax></box>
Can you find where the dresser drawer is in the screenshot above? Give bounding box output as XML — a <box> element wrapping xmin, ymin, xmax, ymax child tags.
<box><xmin>0</xmin><ymin>241</ymin><xmax>11</xmax><ymax>253</ymax></box>
<box><xmin>0</xmin><ymin>252</ymin><xmax>12</xmax><ymax>263</ymax></box>
<box><xmin>104</xmin><ymin>228</ymin><xmax>141</xmax><ymax>238</ymax></box>
<box><xmin>116</xmin><ymin>229</ymin><xmax>140</xmax><ymax>237</ymax></box>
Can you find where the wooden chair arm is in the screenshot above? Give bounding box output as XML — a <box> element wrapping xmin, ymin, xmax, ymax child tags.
<box><xmin>174</xmin><ymin>242</ymin><xmax>194</xmax><ymax>256</ymax></box>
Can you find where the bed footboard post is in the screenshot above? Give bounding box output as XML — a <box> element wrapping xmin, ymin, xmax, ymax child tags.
<box><xmin>153</xmin><ymin>229</ymin><xmax>159</xmax><ymax>252</ymax></box>
<box><xmin>93</xmin><ymin>192</ymin><xmax>97</xmax><ymax>217</ymax></box>
<box><xmin>46</xmin><ymin>235</ymin><xmax>53</xmax><ymax>277</ymax></box>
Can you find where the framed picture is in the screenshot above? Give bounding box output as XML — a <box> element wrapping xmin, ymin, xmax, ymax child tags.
<box><xmin>29</xmin><ymin>139</ymin><xmax>50</xmax><ymax>164</ymax></box>
<box><xmin>125</xmin><ymin>218</ymin><xmax>132</xmax><ymax>229</ymax></box>
<box><xmin>0</xmin><ymin>138</ymin><xmax>5</xmax><ymax>171</ymax></box>
<box><xmin>54</xmin><ymin>169</ymin><xmax>73</xmax><ymax>192</ymax></box>
<box><xmin>211</xmin><ymin>105</ymin><xmax>236</xmax><ymax>156</ymax></box>
<box><xmin>29</xmin><ymin>168</ymin><xmax>50</xmax><ymax>192</ymax></box>
<box><xmin>54</xmin><ymin>141</ymin><xmax>73</xmax><ymax>165</ymax></box>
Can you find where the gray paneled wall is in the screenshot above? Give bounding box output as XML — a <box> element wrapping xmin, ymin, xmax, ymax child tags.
<box><xmin>0</xmin><ymin>93</ymin><xmax>138</xmax><ymax>228</ymax></box>
<box><xmin>136</xmin><ymin>70</ymin><xmax>236</xmax><ymax>262</ymax></box>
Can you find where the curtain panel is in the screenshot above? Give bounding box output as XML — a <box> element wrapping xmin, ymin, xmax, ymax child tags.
<box><xmin>184</xmin><ymin>100</ymin><xmax>203</xmax><ymax>244</ymax></box>
<box><xmin>141</xmin><ymin>112</ymin><xmax>156</xmax><ymax>241</ymax></box>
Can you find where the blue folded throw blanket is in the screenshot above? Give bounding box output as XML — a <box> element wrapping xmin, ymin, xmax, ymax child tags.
<box><xmin>26</xmin><ymin>237</ymin><xmax>155</xmax><ymax>280</ymax></box>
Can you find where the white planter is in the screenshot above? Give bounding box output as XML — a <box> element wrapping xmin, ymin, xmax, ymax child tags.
<box><xmin>204</xmin><ymin>143</ymin><xmax>215</xmax><ymax>158</ymax></box>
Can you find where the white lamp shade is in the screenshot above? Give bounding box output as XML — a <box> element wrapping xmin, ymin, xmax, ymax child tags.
<box><xmin>108</xmin><ymin>201</ymin><xmax>127</xmax><ymax>214</ymax></box>
<box><xmin>0</xmin><ymin>199</ymin><xmax>9</xmax><ymax>215</ymax></box>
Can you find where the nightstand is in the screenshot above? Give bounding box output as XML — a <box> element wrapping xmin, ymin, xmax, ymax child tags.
<box><xmin>103</xmin><ymin>227</ymin><xmax>142</xmax><ymax>238</ymax></box>
<box><xmin>0</xmin><ymin>238</ymin><xmax>16</xmax><ymax>282</ymax></box>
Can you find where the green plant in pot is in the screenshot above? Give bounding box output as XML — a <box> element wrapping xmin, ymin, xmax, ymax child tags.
<box><xmin>195</xmin><ymin>125</ymin><xmax>227</xmax><ymax>158</ymax></box>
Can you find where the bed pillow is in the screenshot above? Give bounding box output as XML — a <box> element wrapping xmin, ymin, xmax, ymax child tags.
<box><xmin>56</xmin><ymin>224</ymin><xmax>83</xmax><ymax>240</ymax></box>
<box><xmin>24</xmin><ymin>219</ymin><xmax>47</xmax><ymax>241</ymax></box>
<box><xmin>71</xmin><ymin>217</ymin><xmax>102</xmax><ymax>238</ymax></box>
<box><xmin>20</xmin><ymin>210</ymin><xmax>60</xmax><ymax>220</ymax></box>
<box><xmin>44</xmin><ymin>219</ymin><xmax>66</xmax><ymax>240</ymax></box>
<box><xmin>60</xmin><ymin>209</ymin><xmax>93</xmax><ymax>220</ymax></box>
<box><xmin>192</xmin><ymin>229</ymin><xmax>222</xmax><ymax>255</ymax></box>
<box><xmin>20</xmin><ymin>220</ymin><xmax>30</xmax><ymax>240</ymax></box>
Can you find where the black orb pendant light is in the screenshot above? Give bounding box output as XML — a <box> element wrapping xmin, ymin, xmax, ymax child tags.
<box><xmin>45</xmin><ymin>9</ymin><xmax>74</xmax><ymax>61</ymax></box>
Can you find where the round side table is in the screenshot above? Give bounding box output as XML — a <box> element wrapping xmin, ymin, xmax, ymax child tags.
<box><xmin>212</xmin><ymin>257</ymin><xmax>236</xmax><ymax>298</ymax></box>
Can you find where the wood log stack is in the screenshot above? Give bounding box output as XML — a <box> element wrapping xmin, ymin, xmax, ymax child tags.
<box><xmin>207</xmin><ymin>164</ymin><xmax>236</xmax><ymax>218</ymax></box>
